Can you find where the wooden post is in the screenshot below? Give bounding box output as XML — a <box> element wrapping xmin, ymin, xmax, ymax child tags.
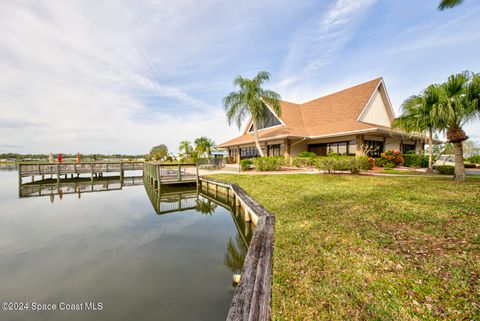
<box><xmin>120</xmin><ymin>162</ymin><xmax>124</xmax><ymax>182</ymax></box>
<box><xmin>178</xmin><ymin>164</ymin><xmax>181</xmax><ymax>181</ymax></box>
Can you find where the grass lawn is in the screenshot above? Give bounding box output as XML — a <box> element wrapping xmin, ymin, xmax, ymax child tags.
<box><xmin>210</xmin><ymin>174</ymin><xmax>480</xmax><ymax>320</ymax></box>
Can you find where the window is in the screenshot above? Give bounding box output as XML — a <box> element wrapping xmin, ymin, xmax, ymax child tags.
<box><xmin>308</xmin><ymin>141</ymin><xmax>357</xmax><ymax>156</ymax></box>
<box><xmin>248</xmin><ymin>105</ymin><xmax>281</xmax><ymax>132</ymax></box>
<box><xmin>364</xmin><ymin>140</ymin><xmax>384</xmax><ymax>157</ymax></box>
<box><xmin>401</xmin><ymin>143</ymin><xmax>416</xmax><ymax>154</ymax></box>
<box><xmin>268</xmin><ymin>144</ymin><xmax>281</xmax><ymax>156</ymax></box>
<box><xmin>240</xmin><ymin>146</ymin><xmax>260</xmax><ymax>159</ymax></box>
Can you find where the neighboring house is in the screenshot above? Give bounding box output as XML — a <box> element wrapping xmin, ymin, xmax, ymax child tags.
<box><xmin>218</xmin><ymin>78</ymin><xmax>428</xmax><ymax>162</ymax></box>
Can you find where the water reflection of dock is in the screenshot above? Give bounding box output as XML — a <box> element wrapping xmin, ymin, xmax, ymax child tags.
<box><xmin>19</xmin><ymin>176</ymin><xmax>144</xmax><ymax>199</ymax></box>
<box><xmin>144</xmin><ymin>180</ymin><xmax>254</xmax><ymax>247</ymax></box>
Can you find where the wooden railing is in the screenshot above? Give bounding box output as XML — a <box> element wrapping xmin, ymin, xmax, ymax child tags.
<box><xmin>144</xmin><ymin>163</ymin><xmax>198</xmax><ymax>185</ymax></box>
<box><xmin>18</xmin><ymin>161</ymin><xmax>144</xmax><ymax>177</ymax></box>
<box><xmin>199</xmin><ymin>177</ymin><xmax>275</xmax><ymax>321</ymax></box>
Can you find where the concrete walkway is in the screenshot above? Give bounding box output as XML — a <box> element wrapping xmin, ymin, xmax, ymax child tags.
<box><xmin>199</xmin><ymin>166</ymin><xmax>480</xmax><ymax>177</ymax></box>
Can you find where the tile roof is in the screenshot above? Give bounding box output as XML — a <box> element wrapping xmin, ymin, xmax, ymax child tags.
<box><xmin>219</xmin><ymin>78</ymin><xmax>388</xmax><ymax>147</ymax></box>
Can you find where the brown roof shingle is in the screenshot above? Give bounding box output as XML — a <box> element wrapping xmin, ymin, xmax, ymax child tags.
<box><xmin>219</xmin><ymin>78</ymin><xmax>386</xmax><ymax>147</ymax></box>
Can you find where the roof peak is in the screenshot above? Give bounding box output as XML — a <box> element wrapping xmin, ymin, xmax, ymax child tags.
<box><xmin>299</xmin><ymin>77</ymin><xmax>383</xmax><ymax>105</ymax></box>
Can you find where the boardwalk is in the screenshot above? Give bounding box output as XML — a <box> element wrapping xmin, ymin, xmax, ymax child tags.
<box><xmin>18</xmin><ymin>161</ymin><xmax>143</xmax><ymax>182</ymax></box>
<box><xmin>143</xmin><ymin>163</ymin><xmax>198</xmax><ymax>187</ymax></box>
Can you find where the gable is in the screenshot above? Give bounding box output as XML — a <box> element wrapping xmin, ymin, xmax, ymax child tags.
<box><xmin>245</xmin><ymin>104</ymin><xmax>283</xmax><ymax>133</ymax></box>
<box><xmin>357</xmin><ymin>89</ymin><xmax>391</xmax><ymax>127</ymax></box>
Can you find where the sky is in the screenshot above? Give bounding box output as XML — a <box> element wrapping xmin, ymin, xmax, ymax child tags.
<box><xmin>1</xmin><ymin>0</ymin><xmax>479</xmax><ymax>155</ymax></box>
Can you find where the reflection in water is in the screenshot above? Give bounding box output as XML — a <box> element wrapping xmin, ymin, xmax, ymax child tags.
<box><xmin>144</xmin><ymin>180</ymin><xmax>254</xmax><ymax>275</ymax></box>
<box><xmin>7</xmin><ymin>168</ymin><xmax>254</xmax><ymax>320</ymax></box>
<box><xmin>224</xmin><ymin>233</ymin><xmax>248</xmax><ymax>274</ymax></box>
<box><xmin>19</xmin><ymin>176</ymin><xmax>144</xmax><ymax>200</ymax></box>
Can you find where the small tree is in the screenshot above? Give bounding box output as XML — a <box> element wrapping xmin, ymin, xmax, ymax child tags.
<box><xmin>150</xmin><ymin>144</ymin><xmax>168</xmax><ymax>160</ymax></box>
<box><xmin>179</xmin><ymin>140</ymin><xmax>193</xmax><ymax>158</ymax></box>
<box><xmin>432</xmin><ymin>71</ymin><xmax>480</xmax><ymax>181</ymax></box>
<box><xmin>223</xmin><ymin>71</ymin><xmax>281</xmax><ymax>157</ymax></box>
<box><xmin>194</xmin><ymin>137</ymin><xmax>216</xmax><ymax>157</ymax></box>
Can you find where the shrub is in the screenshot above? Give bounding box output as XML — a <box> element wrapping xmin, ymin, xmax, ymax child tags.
<box><xmin>240</xmin><ymin>159</ymin><xmax>252</xmax><ymax>171</ymax></box>
<box><xmin>252</xmin><ymin>156</ymin><xmax>283</xmax><ymax>171</ymax></box>
<box><xmin>315</xmin><ymin>156</ymin><xmax>369</xmax><ymax>174</ymax></box>
<box><xmin>435</xmin><ymin>165</ymin><xmax>454</xmax><ymax>175</ymax></box>
<box><xmin>315</xmin><ymin>157</ymin><xmax>339</xmax><ymax>173</ymax></box>
<box><xmin>367</xmin><ymin>156</ymin><xmax>375</xmax><ymax>169</ymax></box>
<box><xmin>292</xmin><ymin>156</ymin><xmax>316</xmax><ymax>167</ymax></box>
<box><xmin>381</xmin><ymin>150</ymin><xmax>403</xmax><ymax>167</ymax></box>
<box><xmin>374</xmin><ymin>157</ymin><xmax>383</xmax><ymax>167</ymax></box>
<box><xmin>384</xmin><ymin>162</ymin><xmax>395</xmax><ymax>170</ymax></box>
<box><xmin>350</xmin><ymin>156</ymin><xmax>372</xmax><ymax>174</ymax></box>
<box><xmin>464</xmin><ymin>163</ymin><xmax>477</xmax><ymax>168</ymax></box>
<box><xmin>467</xmin><ymin>155</ymin><xmax>480</xmax><ymax>164</ymax></box>
<box><xmin>402</xmin><ymin>153</ymin><xmax>429</xmax><ymax>168</ymax></box>
<box><xmin>297</xmin><ymin>151</ymin><xmax>317</xmax><ymax>158</ymax></box>
<box><xmin>327</xmin><ymin>152</ymin><xmax>339</xmax><ymax>157</ymax></box>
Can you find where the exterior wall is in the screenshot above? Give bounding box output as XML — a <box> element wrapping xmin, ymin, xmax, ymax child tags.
<box><xmin>226</xmin><ymin>134</ymin><xmax>425</xmax><ymax>163</ymax></box>
<box><xmin>290</xmin><ymin>139</ymin><xmax>308</xmax><ymax>157</ymax></box>
<box><xmin>385</xmin><ymin>137</ymin><xmax>401</xmax><ymax>151</ymax></box>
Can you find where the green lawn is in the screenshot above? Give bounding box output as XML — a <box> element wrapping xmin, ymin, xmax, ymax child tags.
<box><xmin>210</xmin><ymin>174</ymin><xmax>480</xmax><ymax>320</ymax></box>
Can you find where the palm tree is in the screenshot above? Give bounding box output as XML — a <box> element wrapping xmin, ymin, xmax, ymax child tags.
<box><xmin>432</xmin><ymin>71</ymin><xmax>479</xmax><ymax>181</ymax></box>
<box><xmin>438</xmin><ymin>0</ymin><xmax>465</xmax><ymax>10</ymax></box>
<box><xmin>179</xmin><ymin>140</ymin><xmax>192</xmax><ymax>157</ymax></box>
<box><xmin>392</xmin><ymin>85</ymin><xmax>442</xmax><ymax>172</ymax></box>
<box><xmin>223</xmin><ymin>71</ymin><xmax>281</xmax><ymax>156</ymax></box>
<box><xmin>194</xmin><ymin>136</ymin><xmax>216</xmax><ymax>157</ymax></box>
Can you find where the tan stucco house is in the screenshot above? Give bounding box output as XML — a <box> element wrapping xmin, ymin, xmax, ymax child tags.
<box><xmin>218</xmin><ymin>78</ymin><xmax>426</xmax><ymax>162</ymax></box>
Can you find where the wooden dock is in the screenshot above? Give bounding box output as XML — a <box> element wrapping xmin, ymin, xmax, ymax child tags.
<box><xmin>18</xmin><ymin>161</ymin><xmax>143</xmax><ymax>183</ymax></box>
<box><xmin>143</xmin><ymin>163</ymin><xmax>198</xmax><ymax>188</ymax></box>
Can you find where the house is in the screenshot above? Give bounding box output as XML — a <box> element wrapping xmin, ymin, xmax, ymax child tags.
<box><xmin>218</xmin><ymin>77</ymin><xmax>427</xmax><ymax>162</ymax></box>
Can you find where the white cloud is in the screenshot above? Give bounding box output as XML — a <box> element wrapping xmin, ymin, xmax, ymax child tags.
<box><xmin>0</xmin><ymin>0</ymin><xmax>240</xmax><ymax>154</ymax></box>
<box><xmin>278</xmin><ymin>0</ymin><xmax>377</xmax><ymax>89</ymax></box>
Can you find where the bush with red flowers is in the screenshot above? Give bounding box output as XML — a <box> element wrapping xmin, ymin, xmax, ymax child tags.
<box><xmin>380</xmin><ymin>150</ymin><xmax>403</xmax><ymax>167</ymax></box>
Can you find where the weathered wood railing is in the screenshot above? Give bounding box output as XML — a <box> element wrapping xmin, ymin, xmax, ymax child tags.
<box><xmin>144</xmin><ymin>163</ymin><xmax>198</xmax><ymax>186</ymax></box>
<box><xmin>199</xmin><ymin>177</ymin><xmax>275</xmax><ymax>321</ymax></box>
<box><xmin>18</xmin><ymin>161</ymin><xmax>144</xmax><ymax>177</ymax></box>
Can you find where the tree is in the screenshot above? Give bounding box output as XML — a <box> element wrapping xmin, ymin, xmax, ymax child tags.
<box><xmin>392</xmin><ymin>85</ymin><xmax>442</xmax><ymax>172</ymax></box>
<box><xmin>432</xmin><ymin>71</ymin><xmax>480</xmax><ymax>181</ymax></box>
<box><xmin>150</xmin><ymin>144</ymin><xmax>168</xmax><ymax>160</ymax></box>
<box><xmin>179</xmin><ymin>140</ymin><xmax>193</xmax><ymax>157</ymax></box>
<box><xmin>223</xmin><ymin>71</ymin><xmax>281</xmax><ymax>156</ymax></box>
<box><xmin>438</xmin><ymin>0</ymin><xmax>465</xmax><ymax>10</ymax></box>
<box><xmin>194</xmin><ymin>136</ymin><xmax>216</xmax><ymax>157</ymax></box>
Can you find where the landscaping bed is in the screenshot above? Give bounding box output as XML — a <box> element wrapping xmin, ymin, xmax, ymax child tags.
<box><xmin>209</xmin><ymin>174</ymin><xmax>480</xmax><ymax>320</ymax></box>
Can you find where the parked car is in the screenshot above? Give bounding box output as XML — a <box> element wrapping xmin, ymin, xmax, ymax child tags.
<box><xmin>434</xmin><ymin>155</ymin><xmax>478</xmax><ymax>168</ymax></box>
<box><xmin>434</xmin><ymin>155</ymin><xmax>455</xmax><ymax>167</ymax></box>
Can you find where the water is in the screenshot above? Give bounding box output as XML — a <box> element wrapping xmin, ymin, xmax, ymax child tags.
<box><xmin>0</xmin><ymin>166</ymin><xmax>250</xmax><ymax>321</ymax></box>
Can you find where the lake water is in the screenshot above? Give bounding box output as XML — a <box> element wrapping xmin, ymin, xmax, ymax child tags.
<box><xmin>0</xmin><ymin>166</ymin><xmax>250</xmax><ymax>321</ymax></box>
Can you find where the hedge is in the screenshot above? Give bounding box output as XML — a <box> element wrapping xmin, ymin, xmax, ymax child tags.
<box><xmin>435</xmin><ymin>165</ymin><xmax>454</xmax><ymax>175</ymax></box>
<box><xmin>252</xmin><ymin>156</ymin><xmax>284</xmax><ymax>171</ymax></box>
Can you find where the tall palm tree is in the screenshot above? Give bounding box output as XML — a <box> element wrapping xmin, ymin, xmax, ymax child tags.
<box><xmin>223</xmin><ymin>71</ymin><xmax>281</xmax><ymax>156</ymax></box>
<box><xmin>392</xmin><ymin>85</ymin><xmax>442</xmax><ymax>172</ymax></box>
<box><xmin>432</xmin><ymin>71</ymin><xmax>479</xmax><ymax>181</ymax></box>
<box><xmin>194</xmin><ymin>136</ymin><xmax>216</xmax><ymax>157</ymax></box>
<box><xmin>438</xmin><ymin>0</ymin><xmax>465</xmax><ymax>10</ymax></box>
<box><xmin>179</xmin><ymin>140</ymin><xmax>192</xmax><ymax>156</ymax></box>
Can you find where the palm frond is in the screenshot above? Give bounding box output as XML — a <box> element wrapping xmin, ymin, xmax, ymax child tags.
<box><xmin>438</xmin><ymin>0</ymin><xmax>465</xmax><ymax>10</ymax></box>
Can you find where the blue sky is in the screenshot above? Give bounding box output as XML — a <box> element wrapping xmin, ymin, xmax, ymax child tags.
<box><xmin>0</xmin><ymin>0</ymin><xmax>479</xmax><ymax>154</ymax></box>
